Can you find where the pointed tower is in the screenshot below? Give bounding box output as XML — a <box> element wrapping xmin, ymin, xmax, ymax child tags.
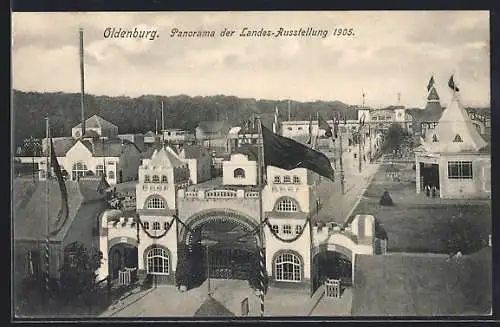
<box><xmin>419</xmin><ymin>80</ymin><xmax>444</xmax><ymax>140</ymax></box>
<box><xmin>423</xmin><ymin>93</ymin><xmax>487</xmax><ymax>153</ymax></box>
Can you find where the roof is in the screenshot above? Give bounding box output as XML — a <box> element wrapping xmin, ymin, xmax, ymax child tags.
<box><xmin>197</xmin><ymin>121</ymin><xmax>232</xmax><ymax>135</ymax></box>
<box><xmin>351</xmin><ymin>249</ymin><xmax>491</xmax><ymax>316</ymax></box>
<box><xmin>73</xmin><ymin>114</ymin><xmax>117</xmax><ymax>130</ymax></box>
<box><xmin>194</xmin><ymin>297</ymin><xmax>235</xmax><ymax>317</ymax></box>
<box><xmin>427</xmin><ymin>86</ymin><xmax>440</xmax><ymax>102</ymax></box>
<box><xmin>14</xmin><ymin>178</ymin><xmax>106</xmax><ymax>241</ymax></box>
<box><xmin>80</xmin><ymin>139</ymin><xmax>141</xmax><ymax>157</ymax></box>
<box><xmin>421</xmin><ymin>94</ymin><xmax>488</xmax><ymax>153</ymax></box>
<box><xmin>232</xmin><ymin>144</ymin><xmax>258</xmax><ymax>161</ymax></box>
<box><xmin>144</xmin><ymin>131</ymin><xmax>156</xmax><ymax>137</ymax></box>
<box><xmin>82</xmin><ymin>130</ymin><xmax>100</xmax><ymax>138</ymax></box>
<box><xmin>228</xmin><ymin>126</ymin><xmax>241</xmax><ymax>138</ymax></box>
<box><xmin>43</xmin><ymin>138</ymin><xmax>77</xmax><ymax>157</ymax></box>
<box><xmin>149</xmin><ymin>146</ymin><xmax>185</xmax><ymax>168</ymax></box>
<box><xmin>179</xmin><ymin>144</ymin><xmax>210</xmax><ymax>159</ymax></box>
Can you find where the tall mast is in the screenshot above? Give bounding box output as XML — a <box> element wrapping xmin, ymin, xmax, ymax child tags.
<box><xmin>161</xmin><ymin>101</ymin><xmax>165</xmax><ymax>145</ymax></box>
<box><xmin>79</xmin><ymin>28</ymin><xmax>86</xmax><ymax>137</ymax></box>
<box><xmin>256</xmin><ymin>115</ymin><xmax>266</xmax><ymax>317</ymax></box>
<box><xmin>288</xmin><ymin>100</ymin><xmax>291</xmax><ymax>121</ymax></box>
<box><xmin>44</xmin><ymin>116</ymin><xmax>51</xmax><ymax>296</ymax></box>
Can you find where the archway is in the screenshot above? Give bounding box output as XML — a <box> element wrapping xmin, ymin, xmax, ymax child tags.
<box><xmin>108</xmin><ymin>243</ymin><xmax>138</xmax><ymax>280</ymax></box>
<box><xmin>177</xmin><ymin>212</ymin><xmax>261</xmax><ymax>290</ymax></box>
<box><xmin>312</xmin><ymin>246</ymin><xmax>353</xmax><ymax>293</ymax></box>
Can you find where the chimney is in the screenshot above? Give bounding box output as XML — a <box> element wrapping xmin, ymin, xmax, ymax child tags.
<box><xmin>79</xmin><ymin>28</ymin><xmax>86</xmax><ymax>137</ymax></box>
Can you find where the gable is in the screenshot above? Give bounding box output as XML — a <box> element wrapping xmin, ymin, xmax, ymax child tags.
<box><xmin>65</xmin><ymin>140</ymin><xmax>93</xmax><ymax>161</ymax></box>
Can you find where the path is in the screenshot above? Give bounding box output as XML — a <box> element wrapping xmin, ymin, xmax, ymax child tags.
<box><xmin>310</xmin><ymin>287</ymin><xmax>353</xmax><ymax>316</ymax></box>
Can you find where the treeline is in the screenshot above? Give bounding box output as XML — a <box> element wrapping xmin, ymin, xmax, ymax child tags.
<box><xmin>12</xmin><ymin>90</ymin><xmax>353</xmax><ymax>147</ymax></box>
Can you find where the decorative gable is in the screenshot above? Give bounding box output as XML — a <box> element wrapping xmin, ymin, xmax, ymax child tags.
<box><xmin>453</xmin><ymin>134</ymin><xmax>463</xmax><ymax>143</ymax></box>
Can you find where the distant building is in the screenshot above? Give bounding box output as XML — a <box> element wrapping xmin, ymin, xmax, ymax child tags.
<box><xmin>13</xmin><ymin>177</ymin><xmax>107</xmax><ymax>286</ymax></box>
<box><xmin>195</xmin><ymin>121</ymin><xmax>232</xmax><ymax>150</ymax></box>
<box><xmin>71</xmin><ymin>114</ymin><xmax>119</xmax><ymax>139</ymax></box>
<box><xmin>178</xmin><ymin>144</ymin><xmax>212</xmax><ymax>184</ymax></box>
<box><xmin>415</xmin><ymin>92</ymin><xmax>490</xmax><ymax>199</ymax></box>
<box><xmin>143</xmin><ymin>131</ymin><xmax>160</xmax><ymax>151</ymax></box>
<box><xmin>118</xmin><ymin>134</ymin><xmax>145</xmax><ymax>152</ymax></box>
<box><xmin>161</xmin><ymin>129</ymin><xmax>196</xmax><ymax>145</ymax></box>
<box><xmin>39</xmin><ymin>137</ymin><xmax>142</xmax><ymax>185</ymax></box>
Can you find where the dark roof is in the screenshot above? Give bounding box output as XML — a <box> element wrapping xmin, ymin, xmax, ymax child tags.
<box><xmin>144</xmin><ymin>131</ymin><xmax>156</xmax><ymax>137</ymax></box>
<box><xmin>14</xmin><ymin>178</ymin><xmax>107</xmax><ymax>241</ymax></box>
<box><xmin>232</xmin><ymin>144</ymin><xmax>258</xmax><ymax>161</ymax></box>
<box><xmin>197</xmin><ymin>121</ymin><xmax>232</xmax><ymax>135</ymax></box>
<box><xmin>427</xmin><ymin>87</ymin><xmax>440</xmax><ymax>101</ymax></box>
<box><xmin>180</xmin><ymin>144</ymin><xmax>210</xmax><ymax>159</ymax></box>
<box><xmin>80</xmin><ymin>139</ymin><xmax>141</xmax><ymax>157</ymax></box>
<box><xmin>83</xmin><ymin>130</ymin><xmax>100</xmax><ymax>138</ymax></box>
<box><xmin>194</xmin><ymin>297</ymin><xmax>234</xmax><ymax>317</ymax></box>
<box><xmin>43</xmin><ymin>138</ymin><xmax>77</xmax><ymax>157</ymax></box>
<box><xmin>73</xmin><ymin>114</ymin><xmax>117</xmax><ymax>130</ymax></box>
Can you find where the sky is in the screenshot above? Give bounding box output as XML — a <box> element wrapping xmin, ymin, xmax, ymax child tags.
<box><xmin>12</xmin><ymin>11</ymin><xmax>490</xmax><ymax>108</ymax></box>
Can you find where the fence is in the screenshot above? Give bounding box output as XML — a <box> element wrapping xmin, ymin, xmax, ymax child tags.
<box><xmin>325</xmin><ymin>279</ymin><xmax>341</xmax><ymax>299</ymax></box>
<box><xmin>118</xmin><ymin>267</ymin><xmax>137</xmax><ymax>286</ymax></box>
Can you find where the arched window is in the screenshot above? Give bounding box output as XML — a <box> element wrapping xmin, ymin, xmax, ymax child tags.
<box><xmin>152</xmin><ymin>222</ymin><xmax>161</xmax><ymax>230</ymax></box>
<box><xmin>145</xmin><ymin>175</ymin><xmax>151</xmax><ymax>183</ymax></box>
<box><xmin>161</xmin><ymin>175</ymin><xmax>168</xmax><ymax>183</ymax></box>
<box><xmin>276</xmin><ymin>199</ymin><xmax>298</xmax><ymax>212</ymax></box>
<box><xmin>96</xmin><ymin>164</ymin><xmax>105</xmax><ymax>177</ymax></box>
<box><xmin>293</xmin><ymin>176</ymin><xmax>301</xmax><ymax>184</ymax></box>
<box><xmin>72</xmin><ymin>162</ymin><xmax>88</xmax><ymax>180</ymax></box>
<box><xmin>274</xmin><ymin>176</ymin><xmax>281</xmax><ymax>184</ymax></box>
<box><xmin>146</xmin><ymin>247</ymin><xmax>169</xmax><ymax>275</ymax></box>
<box><xmin>108</xmin><ymin>170</ymin><xmax>115</xmax><ymax>179</ymax></box>
<box><xmin>152</xmin><ymin>175</ymin><xmax>160</xmax><ymax>183</ymax></box>
<box><xmin>432</xmin><ymin>134</ymin><xmax>438</xmax><ymax>142</ymax></box>
<box><xmin>143</xmin><ymin>221</ymin><xmax>150</xmax><ymax>229</ymax></box>
<box><xmin>283</xmin><ymin>175</ymin><xmax>291</xmax><ymax>184</ymax></box>
<box><xmin>234</xmin><ymin>168</ymin><xmax>245</xmax><ymax>179</ymax></box>
<box><xmin>146</xmin><ymin>197</ymin><xmax>165</xmax><ymax>209</ymax></box>
<box><xmin>275</xmin><ymin>252</ymin><xmax>301</xmax><ymax>282</ymax></box>
<box><xmin>164</xmin><ymin>222</ymin><xmax>169</xmax><ymax>230</ymax></box>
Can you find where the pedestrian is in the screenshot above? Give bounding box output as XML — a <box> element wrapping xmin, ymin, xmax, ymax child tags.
<box><xmin>424</xmin><ymin>185</ymin><xmax>431</xmax><ymax>197</ymax></box>
<box><xmin>431</xmin><ymin>186</ymin><xmax>437</xmax><ymax>198</ymax></box>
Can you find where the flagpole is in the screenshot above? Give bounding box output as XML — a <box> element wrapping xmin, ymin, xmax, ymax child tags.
<box><xmin>44</xmin><ymin>116</ymin><xmax>51</xmax><ymax>305</ymax></box>
<box><xmin>337</xmin><ymin>113</ymin><xmax>345</xmax><ymax>195</ymax></box>
<box><xmin>256</xmin><ymin>115</ymin><xmax>266</xmax><ymax>317</ymax></box>
<box><xmin>315</xmin><ymin>112</ymin><xmax>320</xmax><ymax>150</ymax></box>
<box><xmin>358</xmin><ymin>119</ymin><xmax>363</xmax><ymax>173</ymax></box>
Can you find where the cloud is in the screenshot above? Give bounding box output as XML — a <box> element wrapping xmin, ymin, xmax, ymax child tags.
<box><xmin>11</xmin><ymin>11</ymin><xmax>490</xmax><ymax>107</ymax></box>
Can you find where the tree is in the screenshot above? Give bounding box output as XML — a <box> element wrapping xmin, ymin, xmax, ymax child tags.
<box><xmin>382</xmin><ymin>123</ymin><xmax>411</xmax><ymax>155</ymax></box>
<box><xmin>59</xmin><ymin>242</ymin><xmax>102</xmax><ymax>302</ymax></box>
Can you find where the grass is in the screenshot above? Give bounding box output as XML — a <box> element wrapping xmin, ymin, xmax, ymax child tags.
<box><xmin>351</xmin><ymin>248</ymin><xmax>492</xmax><ymax>316</ymax></box>
<box><xmin>351</xmin><ymin>163</ymin><xmax>491</xmax><ymax>254</ymax></box>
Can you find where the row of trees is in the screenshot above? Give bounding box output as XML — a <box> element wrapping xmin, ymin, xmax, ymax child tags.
<box><xmin>13</xmin><ymin>90</ymin><xmax>353</xmax><ymax>148</ymax></box>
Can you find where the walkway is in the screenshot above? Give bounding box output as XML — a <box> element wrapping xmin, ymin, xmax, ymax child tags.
<box><xmin>316</xmin><ymin>151</ymin><xmax>379</xmax><ymax>225</ymax></box>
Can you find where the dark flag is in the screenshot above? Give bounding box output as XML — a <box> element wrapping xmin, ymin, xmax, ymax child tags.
<box><xmin>307</xmin><ymin>115</ymin><xmax>313</xmax><ymax>145</ymax></box>
<box><xmin>50</xmin><ymin>137</ymin><xmax>69</xmax><ymax>226</ymax></box>
<box><xmin>261</xmin><ymin>124</ymin><xmax>335</xmax><ymax>181</ymax></box>
<box><xmin>318</xmin><ymin>115</ymin><xmax>333</xmax><ymax>138</ymax></box>
<box><xmin>427</xmin><ymin>76</ymin><xmax>435</xmax><ymax>91</ymax></box>
<box><xmin>448</xmin><ymin>75</ymin><xmax>460</xmax><ymax>92</ymax></box>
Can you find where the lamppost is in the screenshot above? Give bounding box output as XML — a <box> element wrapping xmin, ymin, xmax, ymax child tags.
<box><xmin>200</xmin><ymin>239</ymin><xmax>218</xmax><ymax>297</ymax></box>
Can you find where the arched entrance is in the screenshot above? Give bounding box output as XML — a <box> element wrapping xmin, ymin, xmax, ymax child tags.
<box><xmin>177</xmin><ymin>212</ymin><xmax>261</xmax><ymax>290</ymax></box>
<box><xmin>108</xmin><ymin>243</ymin><xmax>138</xmax><ymax>280</ymax></box>
<box><xmin>312</xmin><ymin>251</ymin><xmax>352</xmax><ymax>293</ymax></box>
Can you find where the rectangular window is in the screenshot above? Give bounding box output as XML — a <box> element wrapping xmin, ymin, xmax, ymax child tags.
<box><xmin>447</xmin><ymin>161</ymin><xmax>473</xmax><ymax>179</ymax></box>
<box><xmin>271</xmin><ymin>225</ymin><xmax>279</xmax><ymax>234</ymax></box>
<box><xmin>295</xmin><ymin>225</ymin><xmax>302</xmax><ymax>235</ymax></box>
<box><xmin>283</xmin><ymin>225</ymin><xmax>292</xmax><ymax>235</ymax></box>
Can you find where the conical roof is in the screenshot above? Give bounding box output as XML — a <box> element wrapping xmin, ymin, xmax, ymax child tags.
<box><xmin>194</xmin><ymin>297</ymin><xmax>234</xmax><ymax>317</ymax></box>
<box><xmin>149</xmin><ymin>145</ymin><xmax>185</xmax><ymax>168</ymax></box>
<box><xmin>422</xmin><ymin>86</ymin><xmax>444</xmax><ymax>122</ymax></box>
<box><xmin>422</xmin><ymin>94</ymin><xmax>488</xmax><ymax>153</ymax></box>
